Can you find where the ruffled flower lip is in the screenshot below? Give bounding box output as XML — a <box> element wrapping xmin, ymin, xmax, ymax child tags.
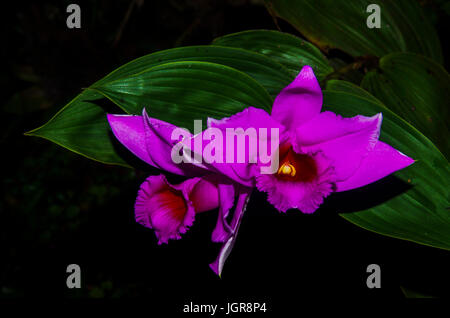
<box><xmin>256</xmin><ymin>146</ymin><xmax>336</xmax><ymax>214</ymax></box>
<box><xmin>134</xmin><ymin>174</ymin><xmax>198</xmax><ymax>244</ymax></box>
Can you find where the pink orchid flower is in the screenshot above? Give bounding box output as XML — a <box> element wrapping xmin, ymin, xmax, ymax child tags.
<box><xmin>184</xmin><ymin>65</ymin><xmax>414</xmax><ymax>213</ymax></box>
<box><xmin>107</xmin><ymin>112</ymin><xmax>251</xmax><ymax>275</ymax></box>
<box><xmin>135</xmin><ymin>174</ymin><xmax>216</xmax><ymax>244</ymax></box>
<box><xmin>107</xmin><ymin>65</ymin><xmax>414</xmax><ymax>276</ymax></box>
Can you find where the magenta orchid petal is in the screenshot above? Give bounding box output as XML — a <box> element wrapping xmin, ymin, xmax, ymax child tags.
<box><xmin>256</xmin><ymin>150</ymin><xmax>336</xmax><ymax>213</ymax></box>
<box><xmin>108</xmin><ymin>110</ymin><xmax>206</xmax><ymax>176</ymax></box>
<box><xmin>271</xmin><ymin>65</ymin><xmax>323</xmax><ymax>130</ymax></box>
<box><xmin>184</xmin><ymin>172</ymin><xmax>237</xmax><ymax>243</ymax></box>
<box><xmin>189</xmin><ymin>176</ymin><xmax>220</xmax><ymax>213</ymax></box>
<box><xmin>107</xmin><ymin>114</ymin><xmax>154</xmax><ymax>166</ymax></box>
<box><xmin>143</xmin><ymin>110</ymin><xmax>206</xmax><ymax>176</ymax></box>
<box><xmin>182</xmin><ymin>107</ymin><xmax>284</xmax><ymax>187</ymax></box>
<box><xmin>135</xmin><ymin>174</ymin><xmax>200</xmax><ymax>244</ymax></box>
<box><xmin>207</xmin><ymin>106</ymin><xmax>283</xmax><ymax>131</ymax></box>
<box><xmin>211</xmin><ymin>181</ymin><xmax>235</xmax><ymax>243</ymax></box>
<box><xmin>184</xmin><ymin>129</ymin><xmax>257</xmax><ymax>187</ymax></box>
<box><xmin>336</xmin><ymin>141</ymin><xmax>414</xmax><ymax>192</ymax></box>
<box><xmin>210</xmin><ymin>186</ymin><xmax>252</xmax><ymax>277</ymax></box>
<box><xmin>296</xmin><ymin>111</ymin><xmax>382</xmax><ymax>181</ymax></box>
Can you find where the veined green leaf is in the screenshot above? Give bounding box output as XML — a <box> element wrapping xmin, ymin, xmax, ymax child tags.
<box><xmin>326</xmin><ymin>79</ymin><xmax>384</xmax><ymax>105</ymax></box>
<box><xmin>324</xmin><ymin>81</ymin><xmax>450</xmax><ymax>250</ymax></box>
<box><xmin>98</xmin><ymin>45</ymin><xmax>292</xmax><ymax>99</ymax></box>
<box><xmin>266</xmin><ymin>0</ymin><xmax>443</xmax><ymax>63</ymax></box>
<box><xmin>92</xmin><ymin>61</ymin><xmax>273</xmax><ymax>131</ymax></box>
<box><xmin>25</xmin><ymin>90</ymin><xmax>130</xmax><ymax>166</ymax></box>
<box><xmin>26</xmin><ymin>45</ymin><xmax>291</xmax><ymax>164</ymax></box>
<box><xmin>213</xmin><ymin>29</ymin><xmax>333</xmax><ymax>80</ymax></box>
<box><xmin>361</xmin><ymin>53</ymin><xmax>450</xmax><ymax>158</ymax></box>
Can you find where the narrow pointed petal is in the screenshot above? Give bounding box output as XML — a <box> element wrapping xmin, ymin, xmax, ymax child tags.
<box><xmin>336</xmin><ymin>141</ymin><xmax>414</xmax><ymax>192</ymax></box>
<box><xmin>107</xmin><ymin>114</ymin><xmax>154</xmax><ymax>166</ymax></box>
<box><xmin>143</xmin><ymin>110</ymin><xmax>206</xmax><ymax>176</ymax></box>
<box><xmin>271</xmin><ymin>65</ymin><xmax>322</xmax><ymax>130</ymax></box>
<box><xmin>296</xmin><ymin>111</ymin><xmax>382</xmax><ymax>181</ymax></box>
<box><xmin>211</xmin><ymin>181</ymin><xmax>235</xmax><ymax>243</ymax></box>
<box><xmin>186</xmin><ymin>174</ymin><xmax>236</xmax><ymax>243</ymax></box>
<box><xmin>108</xmin><ymin>110</ymin><xmax>206</xmax><ymax>176</ymax></box>
<box><xmin>209</xmin><ymin>186</ymin><xmax>252</xmax><ymax>277</ymax></box>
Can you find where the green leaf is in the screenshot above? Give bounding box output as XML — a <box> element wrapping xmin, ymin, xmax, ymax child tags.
<box><xmin>92</xmin><ymin>61</ymin><xmax>273</xmax><ymax>131</ymax></box>
<box><xmin>400</xmin><ymin>286</ymin><xmax>435</xmax><ymax>298</ymax></box>
<box><xmin>99</xmin><ymin>45</ymin><xmax>292</xmax><ymax>99</ymax></box>
<box><xmin>25</xmin><ymin>89</ymin><xmax>130</xmax><ymax>166</ymax></box>
<box><xmin>26</xmin><ymin>45</ymin><xmax>291</xmax><ymax>164</ymax></box>
<box><xmin>324</xmin><ymin>81</ymin><xmax>450</xmax><ymax>250</ymax></box>
<box><xmin>326</xmin><ymin>79</ymin><xmax>383</xmax><ymax>105</ymax></box>
<box><xmin>361</xmin><ymin>53</ymin><xmax>450</xmax><ymax>158</ymax></box>
<box><xmin>213</xmin><ymin>29</ymin><xmax>333</xmax><ymax>80</ymax></box>
<box><xmin>326</xmin><ymin>57</ymin><xmax>365</xmax><ymax>85</ymax></box>
<box><xmin>266</xmin><ymin>0</ymin><xmax>443</xmax><ymax>63</ymax></box>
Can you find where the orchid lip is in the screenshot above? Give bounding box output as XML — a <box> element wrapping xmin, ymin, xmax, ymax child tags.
<box><xmin>275</xmin><ymin>144</ymin><xmax>318</xmax><ymax>183</ymax></box>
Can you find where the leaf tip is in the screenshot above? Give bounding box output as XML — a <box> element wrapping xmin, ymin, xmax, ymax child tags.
<box><xmin>23</xmin><ymin>128</ymin><xmax>38</xmax><ymax>137</ymax></box>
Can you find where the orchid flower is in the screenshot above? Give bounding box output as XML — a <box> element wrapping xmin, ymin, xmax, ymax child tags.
<box><xmin>107</xmin><ymin>65</ymin><xmax>414</xmax><ymax>276</ymax></box>
<box><xmin>185</xmin><ymin>65</ymin><xmax>414</xmax><ymax>213</ymax></box>
<box><xmin>135</xmin><ymin>174</ymin><xmax>216</xmax><ymax>244</ymax></box>
<box><xmin>107</xmin><ymin>112</ymin><xmax>251</xmax><ymax>275</ymax></box>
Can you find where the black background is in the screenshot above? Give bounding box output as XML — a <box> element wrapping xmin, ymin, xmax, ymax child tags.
<box><xmin>1</xmin><ymin>0</ymin><xmax>449</xmax><ymax>309</ymax></box>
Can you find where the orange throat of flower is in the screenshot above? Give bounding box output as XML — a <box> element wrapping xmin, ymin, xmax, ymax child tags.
<box><xmin>276</xmin><ymin>144</ymin><xmax>318</xmax><ymax>182</ymax></box>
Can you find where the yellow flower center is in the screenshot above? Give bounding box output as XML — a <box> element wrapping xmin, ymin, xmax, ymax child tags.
<box><xmin>275</xmin><ymin>143</ymin><xmax>318</xmax><ymax>182</ymax></box>
<box><xmin>278</xmin><ymin>163</ymin><xmax>297</xmax><ymax>177</ymax></box>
